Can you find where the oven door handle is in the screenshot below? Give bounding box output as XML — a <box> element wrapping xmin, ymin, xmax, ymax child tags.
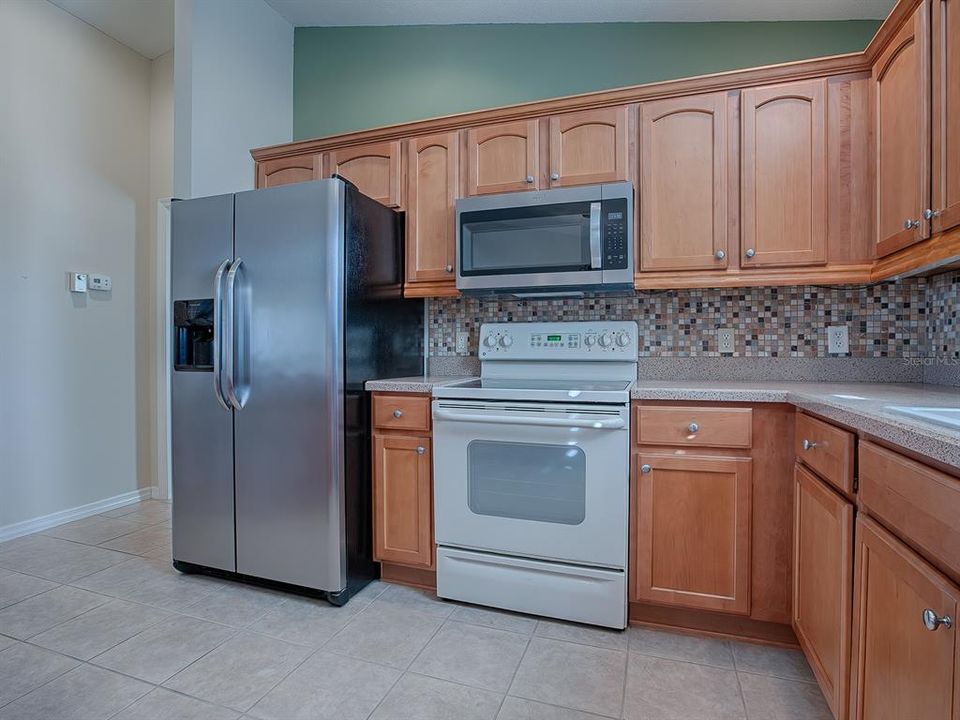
<box><xmin>589</xmin><ymin>201</ymin><xmax>602</xmax><ymax>269</ymax></box>
<box><xmin>433</xmin><ymin>409</ymin><xmax>625</xmax><ymax>430</ymax></box>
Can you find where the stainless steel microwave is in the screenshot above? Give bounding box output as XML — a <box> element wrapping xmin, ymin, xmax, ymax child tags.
<box><xmin>455</xmin><ymin>182</ymin><xmax>634</xmax><ymax>296</ymax></box>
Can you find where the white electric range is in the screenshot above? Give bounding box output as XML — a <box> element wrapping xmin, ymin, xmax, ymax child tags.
<box><xmin>432</xmin><ymin>321</ymin><xmax>637</xmax><ymax>628</ymax></box>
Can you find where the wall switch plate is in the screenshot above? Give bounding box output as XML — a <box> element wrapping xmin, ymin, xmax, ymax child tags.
<box><xmin>717</xmin><ymin>328</ymin><xmax>735</xmax><ymax>354</ymax></box>
<box><xmin>456</xmin><ymin>331</ymin><xmax>470</xmax><ymax>354</ymax></box>
<box><xmin>827</xmin><ymin>325</ymin><xmax>850</xmax><ymax>354</ymax></box>
<box><xmin>67</xmin><ymin>272</ymin><xmax>87</xmax><ymax>293</ymax></box>
<box><xmin>89</xmin><ymin>274</ymin><xmax>112</xmax><ymax>291</ymax></box>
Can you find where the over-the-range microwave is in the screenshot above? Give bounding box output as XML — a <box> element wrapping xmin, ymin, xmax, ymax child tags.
<box><xmin>455</xmin><ymin>182</ymin><xmax>634</xmax><ymax>296</ymax></box>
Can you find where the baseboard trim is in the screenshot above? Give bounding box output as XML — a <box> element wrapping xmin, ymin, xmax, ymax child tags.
<box><xmin>0</xmin><ymin>487</ymin><xmax>156</xmax><ymax>544</ymax></box>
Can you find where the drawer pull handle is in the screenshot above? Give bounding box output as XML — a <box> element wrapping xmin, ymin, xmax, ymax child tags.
<box><xmin>393</xmin><ymin>409</ymin><xmax>403</xmax><ymax>418</ymax></box>
<box><xmin>525</xmin><ymin>175</ymin><xmax>535</xmax><ymax>184</ymax></box>
<box><xmin>687</xmin><ymin>422</ymin><xmax>699</xmax><ymax>433</ymax></box>
<box><xmin>923</xmin><ymin>609</ymin><xmax>953</xmax><ymax>631</ymax></box>
<box><xmin>416</xmin><ymin>446</ymin><xmax>425</xmax><ymax>455</ymax></box>
<box><xmin>802</xmin><ymin>439</ymin><xmax>817</xmax><ymax>451</ymax></box>
<box><xmin>640</xmin><ymin>464</ymin><xmax>652</xmax><ymax>474</ymax></box>
<box><xmin>904</xmin><ymin>218</ymin><xmax>921</xmax><ymax>230</ymax></box>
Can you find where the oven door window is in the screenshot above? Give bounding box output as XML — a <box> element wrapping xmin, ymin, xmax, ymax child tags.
<box><xmin>460</xmin><ymin>203</ymin><xmax>593</xmax><ymax>275</ymax></box>
<box><xmin>467</xmin><ymin>440</ymin><xmax>586</xmax><ymax>525</ymax></box>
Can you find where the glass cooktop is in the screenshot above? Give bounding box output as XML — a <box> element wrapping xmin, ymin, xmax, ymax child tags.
<box><xmin>447</xmin><ymin>378</ymin><xmax>632</xmax><ymax>392</ymax></box>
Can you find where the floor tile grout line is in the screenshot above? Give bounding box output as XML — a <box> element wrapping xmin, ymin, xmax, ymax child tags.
<box><xmin>0</xmin><ymin>641</ymin><xmax>83</xmax><ymax>712</ymax></box>
<box><xmin>496</xmin><ymin>626</ymin><xmax>535</xmax><ymax>718</ymax></box>
<box><xmin>735</xmin><ymin>667</ymin><xmax>819</xmax><ymax>685</ymax></box>
<box><xmin>620</xmin><ymin>642</ymin><xmax>629</xmax><ymax>719</ymax></box>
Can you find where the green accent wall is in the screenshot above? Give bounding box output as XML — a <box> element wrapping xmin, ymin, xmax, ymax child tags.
<box><xmin>294</xmin><ymin>21</ymin><xmax>881</xmax><ymax>140</ymax></box>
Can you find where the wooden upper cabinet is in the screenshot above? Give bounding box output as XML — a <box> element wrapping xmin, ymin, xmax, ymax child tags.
<box><xmin>325</xmin><ymin>141</ymin><xmax>403</xmax><ymax>208</ymax></box>
<box><xmin>548</xmin><ymin>106</ymin><xmax>630</xmax><ymax>187</ymax></box>
<box><xmin>465</xmin><ymin>120</ymin><xmax>539</xmax><ymax>195</ymax></box>
<box><xmin>633</xmin><ymin>453</ymin><xmax>752</xmax><ymax>614</ymax></box>
<box><xmin>741</xmin><ymin>79</ymin><xmax>828</xmax><ymax>267</ymax></box>
<box><xmin>257</xmin><ymin>154</ymin><xmax>322</xmax><ymax>188</ymax></box>
<box><xmin>406</xmin><ymin>133</ymin><xmax>459</xmax><ymax>291</ymax></box>
<box><xmin>793</xmin><ymin>464</ymin><xmax>854</xmax><ymax>720</ymax></box>
<box><xmin>639</xmin><ymin>92</ymin><xmax>729</xmax><ymax>271</ymax></box>
<box><xmin>873</xmin><ymin>1</ymin><xmax>931</xmax><ymax>257</ymax></box>
<box><xmin>373</xmin><ymin>433</ymin><xmax>433</xmax><ymax>568</ymax></box>
<box><xmin>933</xmin><ymin>0</ymin><xmax>960</xmax><ymax>234</ymax></box>
<box><xmin>850</xmin><ymin>516</ymin><xmax>960</xmax><ymax>720</ymax></box>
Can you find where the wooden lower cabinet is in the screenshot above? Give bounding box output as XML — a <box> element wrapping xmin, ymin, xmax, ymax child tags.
<box><xmin>372</xmin><ymin>433</ymin><xmax>434</xmax><ymax>568</ymax></box>
<box><xmin>793</xmin><ymin>463</ymin><xmax>854</xmax><ymax>720</ymax></box>
<box><xmin>849</xmin><ymin>515</ymin><xmax>960</xmax><ymax>720</ymax></box>
<box><xmin>633</xmin><ymin>453</ymin><xmax>752</xmax><ymax>614</ymax></box>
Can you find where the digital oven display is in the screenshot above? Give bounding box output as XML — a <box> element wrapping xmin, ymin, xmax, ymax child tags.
<box><xmin>547</xmin><ymin>335</ymin><xmax>562</xmax><ymax>342</ymax></box>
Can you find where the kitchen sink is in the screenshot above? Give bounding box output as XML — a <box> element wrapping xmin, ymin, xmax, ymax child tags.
<box><xmin>886</xmin><ymin>406</ymin><xmax>960</xmax><ymax>431</ymax></box>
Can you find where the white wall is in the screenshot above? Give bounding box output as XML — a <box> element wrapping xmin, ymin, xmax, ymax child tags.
<box><xmin>174</xmin><ymin>0</ymin><xmax>293</xmax><ymax>198</ymax></box>
<box><xmin>0</xmin><ymin>0</ymin><xmax>151</xmax><ymax>527</ymax></box>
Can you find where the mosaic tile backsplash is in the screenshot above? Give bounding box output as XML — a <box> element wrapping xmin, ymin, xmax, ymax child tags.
<box><xmin>428</xmin><ymin>272</ymin><xmax>959</xmax><ymax>359</ymax></box>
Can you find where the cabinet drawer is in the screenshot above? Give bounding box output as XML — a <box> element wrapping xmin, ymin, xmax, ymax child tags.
<box><xmin>795</xmin><ymin>413</ymin><xmax>855</xmax><ymax>494</ymax></box>
<box><xmin>373</xmin><ymin>394</ymin><xmax>431</xmax><ymax>432</ymax></box>
<box><xmin>636</xmin><ymin>406</ymin><xmax>752</xmax><ymax>448</ymax></box>
<box><xmin>859</xmin><ymin>441</ymin><xmax>960</xmax><ymax>582</ymax></box>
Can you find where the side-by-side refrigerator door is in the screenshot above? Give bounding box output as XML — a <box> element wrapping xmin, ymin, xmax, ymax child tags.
<box><xmin>232</xmin><ymin>181</ymin><xmax>346</xmax><ymax>591</ymax></box>
<box><xmin>170</xmin><ymin>193</ymin><xmax>237</xmax><ymax>572</ymax></box>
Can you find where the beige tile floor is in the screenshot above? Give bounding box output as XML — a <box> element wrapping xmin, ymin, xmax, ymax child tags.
<box><xmin>0</xmin><ymin>500</ymin><xmax>832</xmax><ymax>719</ymax></box>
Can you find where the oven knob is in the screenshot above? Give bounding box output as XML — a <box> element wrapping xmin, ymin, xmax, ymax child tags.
<box><xmin>499</xmin><ymin>334</ymin><xmax>513</xmax><ymax>347</ymax></box>
<box><xmin>584</xmin><ymin>335</ymin><xmax>597</xmax><ymax>347</ymax></box>
<box><xmin>599</xmin><ymin>332</ymin><xmax>613</xmax><ymax>347</ymax></box>
<box><xmin>616</xmin><ymin>332</ymin><xmax>631</xmax><ymax>347</ymax></box>
<box><xmin>483</xmin><ymin>334</ymin><xmax>497</xmax><ymax>348</ymax></box>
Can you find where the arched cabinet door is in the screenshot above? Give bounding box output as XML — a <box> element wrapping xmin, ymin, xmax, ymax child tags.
<box><xmin>639</xmin><ymin>92</ymin><xmax>729</xmax><ymax>272</ymax></box>
<box><xmin>256</xmin><ymin>154</ymin><xmax>322</xmax><ymax>188</ymax></box>
<box><xmin>465</xmin><ymin>120</ymin><xmax>539</xmax><ymax>196</ymax></box>
<box><xmin>548</xmin><ymin>106</ymin><xmax>630</xmax><ymax>187</ymax></box>
<box><xmin>741</xmin><ymin>78</ymin><xmax>828</xmax><ymax>268</ymax></box>
<box><xmin>326</xmin><ymin>141</ymin><xmax>403</xmax><ymax>208</ymax></box>
<box><xmin>872</xmin><ymin>1</ymin><xmax>931</xmax><ymax>257</ymax></box>
<box><xmin>932</xmin><ymin>0</ymin><xmax>960</xmax><ymax>234</ymax></box>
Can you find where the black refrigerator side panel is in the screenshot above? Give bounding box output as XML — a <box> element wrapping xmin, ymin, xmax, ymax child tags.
<box><xmin>170</xmin><ymin>194</ymin><xmax>237</xmax><ymax>574</ymax></box>
<box><xmin>343</xmin><ymin>186</ymin><xmax>425</xmax><ymax>591</ymax></box>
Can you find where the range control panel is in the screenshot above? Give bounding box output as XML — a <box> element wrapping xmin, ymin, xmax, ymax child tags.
<box><xmin>479</xmin><ymin>321</ymin><xmax>638</xmax><ymax>360</ymax></box>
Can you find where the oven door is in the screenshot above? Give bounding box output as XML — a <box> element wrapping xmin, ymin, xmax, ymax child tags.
<box><xmin>432</xmin><ymin>399</ymin><xmax>630</xmax><ymax>569</ymax></box>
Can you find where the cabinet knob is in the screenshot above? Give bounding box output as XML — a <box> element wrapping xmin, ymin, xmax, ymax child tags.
<box><xmin>745</xmin><ymin>248</ymin><xmax>756</xmax><ymax>258</ymax></box>
<box><xmin>924</xmin><ymin>209</ymin><xmax>941</xmax><ymax>220</ymax></box>
<box><xmin>393</xmin><ymin>409</ymin><xmax>403</xmax><ymax>418</ymax></box>
<box><xmin>416</xmin><ymin>446</ymin><xmax>425</xmax><ymax>455</ymax></box>
<box><xmin>687</xmin><ymin>422</ymin><xmax>699</xmax><ymax>433</ymax></box>
<box><xmin>904</xmin><ymin>218</ymin><xmax>921</xmax><ymax>230</ymax></box>
<box><xmin>445</xmin><ymin>264</ymin><xmax>453</xmax><ymax>273</ymax></box>
<box><xmin>922</xmin><ymin>608</ymin><xmax>953</xmax><ymax>631</ymax></box>
<box><xmin>801</xmin><ymin>439</ymin><xmax>817</xmax><ymax>451</ymax></box>
<box><xmin>525</xmin><ymin>175</ymin><xmax>535</xmax><ymax>184</ymax></box>
<box><xmin>640</xmin><ymin>464</ymin><xmax>652</xmax><ymax>474</ymax></box>
<box><xmin>550</xmin><ymin>172</ymin><xmax>560</xmax><ymax>181</ymax></box>
<box><xmin>715</xmin><ymin>250</ymin><xmax>726</xmax><ymax>260</ymax></box>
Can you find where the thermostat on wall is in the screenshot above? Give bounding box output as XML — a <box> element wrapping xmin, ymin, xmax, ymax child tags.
<box><xmin>89</xmin><ymin>274</ymin><xmax>112</xmax><ymax>291</ymax></box>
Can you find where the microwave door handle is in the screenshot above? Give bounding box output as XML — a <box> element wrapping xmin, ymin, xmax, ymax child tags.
<box><xmin>433</xmin><ymin>408</ymin><xmax>625</xmax><ymax>430</ymax></box>
<box><xmin>589</xmin><ymin>201</ymin><xmax>602</xmax><ymax>269</ymax></box>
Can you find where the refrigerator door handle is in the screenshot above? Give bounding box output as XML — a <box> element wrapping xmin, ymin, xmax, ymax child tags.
<box><xmin>212</xmin><ymin>259</ymin><xmax>232</xmax><ymax>411</ymax></box>
<box><xmin>224</xmin><ymin>257</ymin><xmax>247</xmax><ymax>410</ymax></box>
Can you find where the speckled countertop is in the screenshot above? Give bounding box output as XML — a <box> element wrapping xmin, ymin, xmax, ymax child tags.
<box><xmin>632</xmin><ymin>381</ymin><xmax>960</xmax><ymax>470</ymax></box>
<box><xmin>367</xmin><ymin>376</ymin><xmax>960</xmax><ymax>470</ymax></box>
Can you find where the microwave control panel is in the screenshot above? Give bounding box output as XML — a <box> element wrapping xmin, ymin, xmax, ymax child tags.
<box><xmin>603</xmin><ymin>200</ymin><xmax>629</xmax><ymax>269</ymax></box>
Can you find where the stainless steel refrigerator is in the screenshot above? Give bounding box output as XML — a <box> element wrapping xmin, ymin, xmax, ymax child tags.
<box><xmin>170</xmin><ymin>178</ymin><xmax>423</xmax><ymax>604</ymax></box>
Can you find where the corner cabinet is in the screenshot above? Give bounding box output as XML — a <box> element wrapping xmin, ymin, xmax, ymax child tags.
<box><xmin>850</xmin><ymin>516</ymin><xmax>960</xmax><ymax>720</ymax></box>
<box><xmin>741</xmin><ymin>79</ymin><xmax>829</xmax><ymax>267</ymax></box>
<box><xmin>873</xmin><ymin>0</ymin><xmax>932</xmax><ymax>257</ymax></box>
<box><xmin>638</xmin><ymin>92</ymin><xmax>730</xmax><ymax>272</ymax></box>
<box><xmin>405</xmin><ymin>133</ymin><xmax>459</xmax><ymax>297</ymax></box>
<box><xmin>932</xmin><ymin>0</ymin><xmax>960</xmax><ymax>234</ymax></box>
<box><xmin>371</xmin><ymin>394</ymin><xmax>434</xmax><ymax>570</ymax></box>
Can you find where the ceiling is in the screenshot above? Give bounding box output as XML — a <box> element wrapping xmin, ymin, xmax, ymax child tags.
<box><xmin>264</xmin><ymin>0</ymin><xmax>897</xmax><ymax>26</ymax></box>
<box><xmin>48</xmin><ymin>0</ymin><xmax>174</xmax><ymax>60</ymax></box>
<box><xmin>44</xmin><ymin>0</ymin><xmax>895</xmax><ymax>61</ymax></box>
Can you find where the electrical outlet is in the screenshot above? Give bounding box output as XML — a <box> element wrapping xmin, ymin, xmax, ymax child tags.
<box><xmin>717</xmin><ymin>328</ymin><xmax>735</xmax><ymax>354</ymax></box>
<box><xmin>456</xmin><ymin>331</ymin><xmax>470</xmax><ymax>354</ymax></box>
<box><xmin>827</xmin><ymin>325</ymin><xmax>850</xmax><ymax>355</ymax></box>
